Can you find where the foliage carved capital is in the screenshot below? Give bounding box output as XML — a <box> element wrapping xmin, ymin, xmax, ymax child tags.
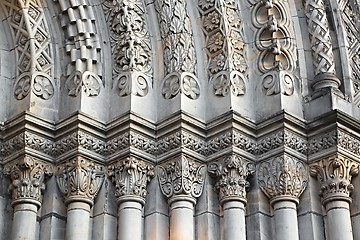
<box><xmin>158</xmin><ymin>155</ymin><xmax>206</xmax><ymax>203</ymax></box>
<box><xmin>208</xmin><ymin>154</ymin><xmax>255</xmax><ymax>205</ymax></box>
<box><xmin>310</xmin><ymin>154</ymin><xmax>359</xmax><ymax>205</ymax></box>
<box><xmin>258</xmin><ymin>154</ymin><xmax>308</xmax><ymax>205</ymax></box>
<box><xmin>4</xmin><ymin>155</ymin><xmax>53</xmax><ymax>208</ymax></box>
<box><xmin>109</xmin><ymin>157</ymin><xmax>155</xmax><ymax>205</ymax></box>
<box><xmin>56</xmin><ymin>157</ymin><xmax>105</xmax><ymax>206</ymax></box>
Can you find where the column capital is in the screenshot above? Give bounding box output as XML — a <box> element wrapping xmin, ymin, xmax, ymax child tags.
<box><xmin>158</xmin><ymin>155</ymin><xmax>206</xmax><ymax>203</ymax></box>
<box><xmin>310</xmin><ymin>154</ymin><xmax>359</xmax><ymax>205</ymax></box>
<box><xmin>258</xmin><ymin>154</ymin><xmax>308</xmax><ymax>205</ymax></box>
<box><xmin>4</xmin><ymin>155</ymin><xmax>53</xmax><ymax>208</ymax></box>
<box><xmin>56</xmin><ymin>156</ymin><xmax>105</xmax><ymax>206</ymax></box>
<box><xmin>208</xmin><ymin>154</ymin><xmax>255</xmax><ymax>205</ymax></box>
<box><xmin>108</xmin><ymin>156</ymin><xmax>155</xmax><ymax>205</ymax></box>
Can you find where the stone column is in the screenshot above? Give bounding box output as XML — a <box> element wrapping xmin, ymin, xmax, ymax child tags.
<box><xmin>310</xmin><ymin>154</ymin><xmax>359</xmax><ymax>240</ymax></box>
<box><xmin>208</xmin><ymin>154</ymin><xmax>255</xmax><ymax>240</ymax></box>
<box><xmin>56</xmin><ymin>157</ymin><xmax>104</xmax><ymax>240</ymax></box>
<box><xmin>108</xmin><ymin>156</ymin><xmax>154</xmax><ymax>240</ymax></box>
<box><xmin>258</xmin><ymin>154</ymin><xmax>308</xmax><ymax>240</ymax></box>
<box><xmin>158</xmin><ymin>155</ymin><xmax>206</xmax><ymax>240</ymax></box>
<box><xmin>4</xmin><ymin>155</ymin><xmax>53</xmax><ymax>240</ymax></box>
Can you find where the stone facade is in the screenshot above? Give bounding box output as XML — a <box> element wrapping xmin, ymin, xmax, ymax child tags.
<box><xmin>1</xmin><ymin>0</ymin><xmax>360</xmax><ymax>240</ymax></box>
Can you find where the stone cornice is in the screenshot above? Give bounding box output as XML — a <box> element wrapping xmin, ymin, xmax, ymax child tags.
<box><xmin>257</xmin><ymin>154</ymin><xmax>308</xmax><ymax>205</ymax></box>
<box><xmin>108</xmin><ymin>156</ymin><xmax>155</xmax><ymax>205</ymax></box>
<box><xmin>310</xmin><ymin>154</ymin><xmax>359</xmax><ymax>205</ymax></box>
<box><xmin>3</xmin><ymin>155</ymin><xmax>53</xmax><ymax>208</ymax></box>
<box><xmin>158</xmin><ymin>155</ymin><xmax>206</xmax><ymax>203</ymax></box>
<box><xmin>208</xmin><ymin>154</ymin><xmax>255</xmax><ymax>205</ymax></box>
<box><xmin>56</xmin><ymin>156</ymin><xmax>105</xmax><ymax>206</ymax></box>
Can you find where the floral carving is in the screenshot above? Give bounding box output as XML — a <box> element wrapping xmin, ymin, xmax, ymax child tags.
<box><xmin>208</xmin><ymin>154</ymin><xmax>255</xmax><ymax>204</ymax></box>
<box><xmin>310</xmin><ymin>154</ymin><xmax>359</xmax><ymax>205</ymax></box>
<box><xmin>1</xmin><ymin>0</ymin><xmax>55</xmax><ymax>100</ymax></box>
<box><xmin>0</xmin><ymin>133</ymin><xmax>25</xmax><ymax>158</ymax></box>
<box><xmin>56</xmin><ymin>157</ymin><xmax>105</xmax><ymax>206</ymax></box>
<box><xmin>258</xmin><ymin>154</ymin><xmax>308</xmax><ymax>204</ymax></box>
<box><xmin>308</xmin><ymin>130</ymin><xmax>337</xmax><ymax>154</ymax></box>
<box><xmin>199</xmin><ymin>0</ymin><xmax>248</xmax><ymax>96</ymax></box>
<box><xmin>158</xmin><ymin>155</ymin><xmax>206</xmax><ymax>200</ymax></box>
<box><xmin>250</xmin><ymin>0</ymin><xmax>296</xmax><ymax>96</ymax></box>
<box><xmin>102</xmin><ymin>0</ymin><xmax>152</xmax><ymax>97</ymax></box>
<box><xmin>156</xmin><ymin>0</ymin><xmax>200</xmax><ymax>100</ymax></box>
<box><xmin>304</xmin><ymin>0</ymin><xmax>341</xmax><ymax>92</ymax></box>
<box><xmin>108</xmin><ymin>157</ymin><xmax>155</xmax><ymax>204</ymax></box>
<box><xmin>55</xmin><ymin>0</ymin><xmax>102</xmax><ymax>97</ymax></box>
<box><xmin>4</xmin><ymin>155</ymin><xmax>53</xmax><ymax>207</ymax></box>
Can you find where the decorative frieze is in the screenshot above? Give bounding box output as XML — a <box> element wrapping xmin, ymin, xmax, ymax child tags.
<box><xmin>310</xmin><ymin>154</ymin><xmax>359</xmax><ymax>204</ymax></box>
<box><xmin>250</xmin><ymin>0</ymin><xmax>296</xmax><ymax>96</ymax></box>
<box><xmin>0</xmin><ymin>0</ymin><xmax>55</xmax><ymax>100</ymax></box>
<box><xmin>108</xmin><ymin>157</ymin><xmax>155</xmax><ymax>204</ymax></box>
<box><xmin>304</xmin><ymin>0</ymin><xmax>341</xmax><ymax>91</ymax></box>
<box><xmin>198</xmin><ymin>0</ymin><xmax>247</xmax><ymax>96</ymax></box>
<box><xmin>158</xmin><ymin>155</ymin><xmax>206</xmax><ymax>201</ymax></box>
<box><xmin>102</xmin><ymin>0</ymin><xmax>152</xmax><ymax>97</ymax></box>
<box><xmin>258</xmin><ymin>154</ymin><xmax>308</xmax><ymax>204</ymax></box>
<box><xmin>56</xmin><ymin>157</ymin><xmax>105</xmax><ymax>206</ymax></box>
<box><xmin>55</xmin><ymin>0</ymin><xmax>102</xmax><ymax>97</ymax></box>
<box><xmin>208</xmin><ymin>154</ymin><xmax>255</xmax><ymax>204</ymax></box>
<box><xmin>155</xmin><ymin>0</ymin><xmax>200</xmax><ymax>100</ymax></box>
<box><xmin>3</xmin><ymin>155</ymin><xmax>53</xmax><ymax>207</ymax></box>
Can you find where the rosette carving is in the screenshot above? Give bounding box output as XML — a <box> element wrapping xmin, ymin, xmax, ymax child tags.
<box><xmin>158</xmin><ymin>155</ymin><xmax>206</xmax><ymax>201</ymax></box>
<box><xmin>56</xmin><ymin>157</ymin><xmax>105</xmax><ymax>206</ymax></box>
<box><xmin>108</xmin><ymin>157</ymin><xmax>155</xmax><ymax>204</ymax></box>
<box><xmin>258</xmin><ymin>154</ymin><xmax>308</xmax><ymax>204</ymax></box>
<box><xmin>4</xmin><ymin>155</ymin><xmax>53</xmax><ymax>208</ymax></box>
<box><xmin>208</xmin><ymin>154</ymin><xmax>255</xmax><ymax>204</ymax></box>
<box><xmin>310</xmin><ymin>154</ymin><xmax>359</xmax><ymax>205</ymax></box>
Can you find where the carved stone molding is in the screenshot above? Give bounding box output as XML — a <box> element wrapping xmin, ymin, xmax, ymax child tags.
<box><xmin>304</xmin><ymin>0</ymin><xmax>341</xmax><ymax>92</ymax></box>
<box><xmin>54</xmin><ymin>0</ymin><xmax>102</xmax><ymax>97</ymax></box>
<box><xmin>250</xmin><ymin>0</ymin><xmax>296</xmax><ymax>96</ymax></box>
<box><xmin>198</xmin><ymin>0</ymin><xmax>247</xmax><ymax>97</ymax></box>
<box><xmin>258</xmin><ymin>154</ymin><xmax>308</xmax><ymax>205</ymax></box>
<box><xmin>108</xmin><ymin>156</ymin><xmax>155</xmax><ymax>205</ymax></box>
<box><xmin>0</xmin><ymin>0</ymin><xmax>55</xmax><ymax>100</ymax></box>
<box><xmin>158</xmin><ymin>155</ymin><xmax>206</xmax><ymax>202</ymax></box>
<box><xmin>3</xmin><ymin>155</ymin><xmax>53</xmax><ymax>208</ymax></box>
<box><xmin>155</xmin><ymin>0</ymin><xmax>200</xmax><ymax>100</ymax></box>
<box><xmin>102</xmin><ymin>0</ymin><xmax>152</xmax><ymax>97</ymax></box>
<box><xmin>208</xmin><ymin>154</ymin><xmax>255</xmax><ymax>205</ymax></box>
<box><xmin>310</xmin><ymin>154</ymin><xmax>359</xmax><ymax>205</ymax></box>
<box><xmin>56</xmin><ymin>157</ymin><xmax>105</xmax><ymax>206</ymax></box>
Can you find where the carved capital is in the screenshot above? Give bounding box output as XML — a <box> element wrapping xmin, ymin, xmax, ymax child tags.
<box><xmin>158</xmin><ymin>155</ymin><xmax>206</xmax><ymax>203</ymax></box>
<box><xmin>4</xmin><ymin>155</ymin><xmax>53</xmax><ymax>208</ymax></box>
<box><xmin>208</xmin><ymin>154</ymin><xmax>255</xmax><ymax>205</ymax></box>
<box><xmin>109</xmin><ymin>156</ymin><xmax>155</xmax><ymax>205</ymax></box>
<box><xmin>258</xmin><ymin>154</ymin><xmax>308</xmax><ymax>205</ymax></box>
<box><xmin>56</xmin><ymin>157</ymin><xmax>105</xmax><ymax>206</ymax></box>
<box><xmin>310</xmin><ymin>154</ymin><xmax>359</xmax><ymax>205</ymax></box>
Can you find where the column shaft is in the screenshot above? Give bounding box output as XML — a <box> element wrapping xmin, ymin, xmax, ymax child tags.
<box><xmin>11</xmin><ymin>203</ymin><xmax>38</xmax><ymax>240</ymax></box>
<box><xmin>118</xmin><ymin>201</ymin><xmax>143</xmax><ymax>240</ymax></box>
<box><xmin>273</xmin><ymin>201</ymin><xmax>299</xmax><ymax>240</ymax></box>
<box><xmin>222</xmin><ymin>201</ymin><xmax>246</xmax><ymax>240</ymax></box>
<box><xmin>169</xmin><ymin>199</ymin><xmax>194</xmax><ymax>240</ymax></box>
<box><xmin>65</xmin><ymin>202</ymin><xmax>91</xmax><ymax>240</ymax></box>
<box><xmin>325</xmin><ymin>201</ymin><xmax>353</xmax><ymax>240</ymax></box>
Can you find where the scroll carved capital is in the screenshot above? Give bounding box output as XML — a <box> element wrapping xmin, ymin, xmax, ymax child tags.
<box><xmin>208</xmin><ymin>154</ymin><xmax>255</xmax><ymax>205</ymax></box>
<box><xmin>310</xmin><ymin>154</ymin><xmax>359</xmax><ymax>205</ymax></box>
<box><xmin>158</xmin><ymin>155</ymin><xmax>206</xmax><ymax>203</ymax></box>
<box><xmin>4</xmin><ymin>155</ymin><xmax>53</xmax><ymax>208</ymax></box>
<box><xmin>56</xmin><ymin>157</ymin><xmax>105</xmax><ymax>206</ymax></box>
<box><xmin>258</xmin><ymin>154</ymin><xmax>308</xmax><ymax>205</ymax></box>
<box><xmin>109</xmin><ymin>157</ymin><xmax>155</xmax><ymax>205</ymax></box>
